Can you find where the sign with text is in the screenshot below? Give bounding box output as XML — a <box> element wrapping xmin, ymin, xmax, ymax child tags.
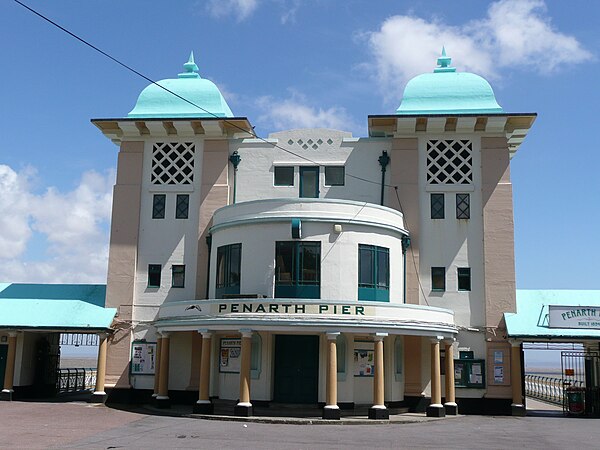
<box><xmin>131</xmin><ymin>342</ymin><xmax>157</xmax><ymax>375</ymax></box>
<box><xmin>549</xmin><ymin>306</ymin><xmax>600</xmax><ymax>329</ymax></box>
<box><xmin>220</xmin><ymin>338</ymin><xmax>241</xmax><ymax>373</ymax></box>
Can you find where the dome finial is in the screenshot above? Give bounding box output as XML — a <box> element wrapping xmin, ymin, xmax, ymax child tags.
<box><xmin>434</xmin><ymin>47</ymin><xmax>456</xmax><ymax>73</ymax></box>
<box><xmin>179</xmin><ymin>51</ymin><xmax>200</xmax><ymax>79</ymax></box>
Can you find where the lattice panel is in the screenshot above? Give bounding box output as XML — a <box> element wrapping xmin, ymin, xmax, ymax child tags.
<box><xmin>427</xmin><ymin>140</ymin><xmax>473</xmax><ymax>185</ymax></box>
<box><xmin>286</xmin><ymin>137</ymin><xmax>334</xmax><ymax>150</ymax></box>
<box><xmin>151</xmin><ymin>142</ymin><xmax>195</xmax><ymax>185</ymax></box>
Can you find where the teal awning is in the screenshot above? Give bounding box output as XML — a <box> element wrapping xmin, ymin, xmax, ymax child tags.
<box><xmin>0</xmin><ymin>283</ymin><xmax>115</xmax><ymax>331</ymax></box>
<box><xmin>505</xmin><ymin>290</ymin><xmax>600</xmax><ymax>340</ymax></box>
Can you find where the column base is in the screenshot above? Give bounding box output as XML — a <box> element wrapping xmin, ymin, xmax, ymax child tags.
<box><xmin>193</xmin><ymin>401</ymin><xmax>214</xmax><ymax>414</ymax></box>
<box><xmin>444</xmin><ymin>402</ymin><xmax>458</xmax><ymax>415</ymax></box>
<box><xmin>322</xmin><ymin>406</ymin><xmax>341</xmax><ymax>420</ymax></box>
<box><xmin>0</xmin><ymin>390</ymin><xmax>13</xmax><ymax>401</ymax></box>
<box><xmin>155</xmin><ymin>396</ymin><xmax>171</xmax><ymax>409</ymax></box>
<box><xmin>426</xmin><ymin>404</ymin><xmax>446</xmax><ymax>417</ymax></box>
<box><xmin>90</xmin><ymin>391</ymin><xmax>107</xmax><ymax>404</ymax></box>
<box><xmin>511</xmin><ymin>403</ymin><xmax>526</xmax><ymax>417</ymax></box>
<box><xmin>368</xmin><ymin>406</ymin><xmax>389</xmax><ymax>420</ymax></box>
<box><xmin>234</xmin><ymin>403</ymin><xmax>253</xmax><ymax>417</ymax></box>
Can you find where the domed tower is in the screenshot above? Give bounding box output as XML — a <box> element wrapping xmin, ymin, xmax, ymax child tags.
<box><xmin>369</xmin><ymin>49</ymin><xmax>536</xmax><ymax>416</ymax></box>
<box><xmin>92</xmin><ymin>53</ymin><xmax>253</xmax><ymax>404</ymax></box>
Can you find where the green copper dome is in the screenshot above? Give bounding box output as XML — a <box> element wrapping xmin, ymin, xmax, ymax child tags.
<box><xmin>396</xmin><ymin>48</ymin><xmax>503</xmax><ymax>115</ymax></box>
<box><xmin>128</xmin><ymin>52</ymin><xmax>234</xmax><ymax>119</ymax></box>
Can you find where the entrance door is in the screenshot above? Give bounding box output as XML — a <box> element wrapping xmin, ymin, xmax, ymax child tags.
<box><xmin>299</xmin><ymin>167</ymin><xmax>319</xmax><ymax>198</ymax></box>
<box><xmin>273</xmin><ymin>335</ymin><xmax>319</xmax><ymax>403</ymax></box>
<box><xmin>0</xmin><ymin>345</ymin><xmax>7</xmax><ymax>389</ymax></box>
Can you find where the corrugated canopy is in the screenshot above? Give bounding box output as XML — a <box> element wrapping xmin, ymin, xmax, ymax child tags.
<box><xmin>505</xmin><ymin>290</ymin><xmax>600</xmax><ymax>340</ymax></box>
<box><xmin>0</xmin><ymin>283</ymin><xmax>115</xmax><ymax>331</ymax></box>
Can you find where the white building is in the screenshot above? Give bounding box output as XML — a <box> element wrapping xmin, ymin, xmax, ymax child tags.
<box><xmin>92</xmin><ymin>50</ymin><xmax>535</xmax><ymax>418</ymax></box>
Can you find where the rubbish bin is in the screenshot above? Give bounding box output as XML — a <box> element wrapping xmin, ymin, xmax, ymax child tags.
<box><xmin>566</xmin><ymin>387</ymin><xmax>585</xmax><ymax>414</ymax></box>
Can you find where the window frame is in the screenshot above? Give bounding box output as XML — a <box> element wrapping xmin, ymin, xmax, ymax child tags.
<box><xmin>273</xmin><ymin>166</ymin><xmax>295</xmax><ymax>186</ymax></box>
<box><xmin>456</xmin><ymin>193</ymin><xmax>470</xmax><ymax>219</ymax></box>
<box><xmin>148</xmin><ymin>264</ymin><xmax>162</xmax><ymax>288</ymax></box>
<box><xmin>152</xmin><ymin>194</ymin><xmax>166</xmax><ymax>219</ymax></box>
<box><xmin>175</xmin><ymin>194</ymin><xmax>189</xmax><ymax>219</ymax></box>
<box><xmin>430</xmin><ymin>193</ymin><xmax>445</xmax><ymax>219</ymax></box>
<box><xmin>358</xmin><ymin>244</ymin><xmax>390</xmax><ymax>302</ymax></box>
<box><xmin>457</xmin><ymin>267</ymin><xmax>472</xmax><ymax>291</ymax></box>
<box><xmin>275</xmin><ymin>241</ymin><xmax>321</xmax><ymax>298</ymax></box>
<box><xmin>431</xmin><ymin>266</ymin><xmax>446</xmax><ymax>292</ymax></box>
<box><xmin>324</xmin><ymin>166</ymin><xmax>345</xmax><ymax>186</ymax></box>
<box><xmin>299</xmin><ymin>166</ymin><xmax>320</xmax><ymax>198</ymax></box>
<box><xmin>171</xmin><ymin>264</ymin><xmax>185</xmax><ymax>288</ymax></box>
<box><xmin>215</xmin><ymin>243</ymin><xmax>242</xmax><ymax>298</ymax></box>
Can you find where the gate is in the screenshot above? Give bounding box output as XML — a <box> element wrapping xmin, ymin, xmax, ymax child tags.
<box><xmin>561</xmin><ymin>351</ymin><xmax>600</xmax><ymax>416</ymax></box>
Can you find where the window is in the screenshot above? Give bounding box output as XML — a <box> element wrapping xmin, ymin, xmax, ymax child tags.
<box><xmin>299</xmin><ymin>166</ymin><xmax>319</xmax><ymax>198</ymax></box>
<box><xmin>216</xmin><ymin>243</ymin><xmax>241</xmax><ymax>298</ymax></box>
<box><xmin>431</xmin><ymin>267</ymin><xmax>445</xmax><ymax>291</ymax></box>
<box><xmin>426</xmin><ymin>140</ymin><xmax>473</xmax><ymax>185</ymax></box>
<box><xmin>325</xmin><ymin>166</ymin><xmax>345</xmax><ymax>186</ymax></box>
<box><xmin>152</xmin><ymin>194</ymin><xmax>166</xmax><ymax>219</ymax></box>
<box><xmin>176</xmin><ymin>194</ymin><xmax>189</xmax><ymax>219</ymax></box>
<box><xmin>172</xmin><ymin>265</ymin><xmax>185</xmax><ymax>288</ymax></box>
<box><xmin>151</xmin><ymin>142</ymin><xmax>195</xmax><ymax>185</ymax></box>
<box><xmin>457</xmin><ymin>267</ymin><xmax>471</xmax><ymax>291</ymax></box>
<box><xmin>430</xmin><ymin>193</ymin><xmax>445</xmax><ymax>219</ymax></box>
<box><xmin>148</xmin><ymin>264</ymin><xmax>161</xmax><ymax>288</ymax></box>
<box><xmin>274</xmin><ymin>166</ymin><xmax>294</xmax><ymax>186</ymax></box>
<box><xmin>456</xmin><ymin>193</ymin><xmax>470</xmax><ymax>219</ymax></box>
<box><xmin>358</xmin><ymin>245</ymin><xmax>390</xmax><ymax>301</ymax></box>
<box><xmin>275</xmin><ymin>241</ymin><xmax>320</xmax><ymax>298</ymax></box>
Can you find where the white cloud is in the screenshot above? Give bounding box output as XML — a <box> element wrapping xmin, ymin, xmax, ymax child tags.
<box><xmin>0</xmin><ymin>165</ymin><xmax>114</xmax><ymax>284</ymax></box>
<box><xmin>206</xmin><ymin>0</ymin><xmax>259</xmax><ymax>22</ymax></box>
<box><xmin>256</xmin><ymin>92</ymin><xmax>360</xmax><ymax>133</ymax></box>
<box><xmin>366</xmin><ymin>0</ymin><xmax>592</xmax><ymax>100</ymax></box>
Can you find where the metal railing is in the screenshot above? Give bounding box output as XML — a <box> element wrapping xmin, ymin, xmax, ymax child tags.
<box><xmin>56</xmin><ymin>368</ymin><xmax>97</xmax><ymax>393</ymax></box>
<box><xmin>525</xmin><ymin>374</ymin><xmax>581</xmax><ymax>405</ymax></box>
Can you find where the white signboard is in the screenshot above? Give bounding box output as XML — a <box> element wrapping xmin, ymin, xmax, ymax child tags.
<box><xmin>131</xmin><ymin>342</ymin><xmax>157</xmax><ymax>375</ymax></box>
<box><xmin>548</xmin><ymin>306</ymin><xmax>600</xmax><ymax>329</ymax></box>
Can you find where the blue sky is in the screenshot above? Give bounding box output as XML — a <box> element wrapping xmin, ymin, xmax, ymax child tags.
<box><xmin>0</xmin><ymin>0</ymin><xmax>598</xmax><ymax>288</ymax></box>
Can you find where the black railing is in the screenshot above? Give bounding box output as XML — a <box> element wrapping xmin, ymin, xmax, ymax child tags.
<box><xmin>56</xmin><ymin>368</ymin><xmax>97</xmax><ymax>393</ymax></box>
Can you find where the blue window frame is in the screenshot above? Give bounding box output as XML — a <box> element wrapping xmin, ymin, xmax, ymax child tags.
<box><xmin>216</xmin><ymin>243</ymin><xmax>241</xmax><ymax>298</ymax></box>
<box><xmin>275</xmin><ymin>241</ymin><xmax>320</xmax><ymax>298</ymax></box>
<box><xmin>299</xmin><ymin>166</ymin><xmax>319</xmax><ymax>198</ymax></box>
<box><xmin>358</xmin><ymin>244</ymin><xmax>390</xmax><ymax>302</ymax></box>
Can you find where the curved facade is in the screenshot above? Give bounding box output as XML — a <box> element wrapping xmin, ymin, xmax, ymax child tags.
<box><xmin>92</xmin><ymin>50</ymin><xmax>537</xmax><ymax>418</ymax></box>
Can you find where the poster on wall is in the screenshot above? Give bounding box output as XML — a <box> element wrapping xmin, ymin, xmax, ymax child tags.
<box><xmin>494</xmin><ymin>365</ymin><xmax>504</xmax><ymax>383</ymax></box>
<box><xmin>354</xmin><ymin>343</ymin><xmax>375</xmax><ymax>377</ymax></box>
<box><xmin>131</xmin><ymin>342</ymin><xmax>157</xmax><ymax>375</ymax></box>
<box><xmin>220</xmin><ymin>338</ymin><xmax>241</xmax><ymax>373</ymax></box>
<box><xmin>494</xmin><ymin>351</ymin><xmax>504</xmax><ymax>364</ymax></box>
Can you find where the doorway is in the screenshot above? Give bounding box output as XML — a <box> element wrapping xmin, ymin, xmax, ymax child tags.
<box><xmin>273</xmin><ymin>335</ymin><xmax>319</xmax><ymax>403</ymax></box>
<box><xmin>299</xmin><ymin>167</ymin><xmax>319</xmax><ymax>198</ymax></box>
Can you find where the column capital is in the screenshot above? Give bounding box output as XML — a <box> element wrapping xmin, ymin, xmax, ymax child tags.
<box><xmin>96</xmin><ymin>331</ymin><xmax>109</xmax><ymax>339</ymax></box>
<box><xmin>326</xmin><ymin>332</ymin><xmax>340</xmax><ymax>340</ymax></box>
<box><xmin>159</xmin><ymin>331</ymin><xmax>171</xmax><ymax>338</ymax></box>
<box><xmin>198</xmin><ymin>329</ymin><xmax>213</xmax><ymax>339</ymax></box>
<box><xmin>373</xmin><ymin>332</ymin><xmax>388</xmax><ymax>341</ymax></box>
<box><xmin>7</xmin><ymin>331</ymin><xmax>18</xmax><ymax>338</ymax></box>
<box><xmin>430</xmin><ymin>336</ymin><xmax>444</xmax><ymax>344</ymax></box>
<box><xmin>239</xmin><ymin>329</ymin><xmax>253</xmax><ymax>338</ymax></box>
<box><xmin>443</xmin><ymin>338</ymin><xmax>456</xmax><ymax>346</ymax></box>
<box><xmin>509</xmin><ymin>339</ymin><xmax>521</xmax><ymax>347</ymax></box>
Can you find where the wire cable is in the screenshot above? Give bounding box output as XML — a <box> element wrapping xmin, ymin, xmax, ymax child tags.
<box><xmin>12</xmin><ymin>0</ymin><xmax>399</xmax><ymax>190</ymax></box>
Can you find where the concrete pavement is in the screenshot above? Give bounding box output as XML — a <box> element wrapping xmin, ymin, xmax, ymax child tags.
<box><xmin>0</xmin><ymin>400</ymin><xmax>596</xmax><ymax>450</ymax></box>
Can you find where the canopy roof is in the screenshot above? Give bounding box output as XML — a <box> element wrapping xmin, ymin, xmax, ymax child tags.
<box><xmin>0</xmin><ymin>283</ymin><xmax>115</xmax><ymax>331</ymax></box>
<box><xmin>505</xmin><ymin>290</ymin><xmax>600</xmax><ymax>340</ymax></box>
